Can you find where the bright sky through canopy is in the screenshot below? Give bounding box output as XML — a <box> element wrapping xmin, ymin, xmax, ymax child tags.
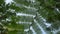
<box><xmin>5</xmin><ymin>0</ymin><xmax>13</xmax><ymax>4</ymax></box>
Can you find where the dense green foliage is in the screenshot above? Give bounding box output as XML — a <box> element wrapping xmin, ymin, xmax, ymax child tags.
<box><xmin>0</xmin><ymin>0</ymin><xmax>24</xmax><ymax>34</ymax></box>
<box><xmin>0</xmin><ymin>0</ymin><xmax>60</xmax><ymax>34</ymax></box>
